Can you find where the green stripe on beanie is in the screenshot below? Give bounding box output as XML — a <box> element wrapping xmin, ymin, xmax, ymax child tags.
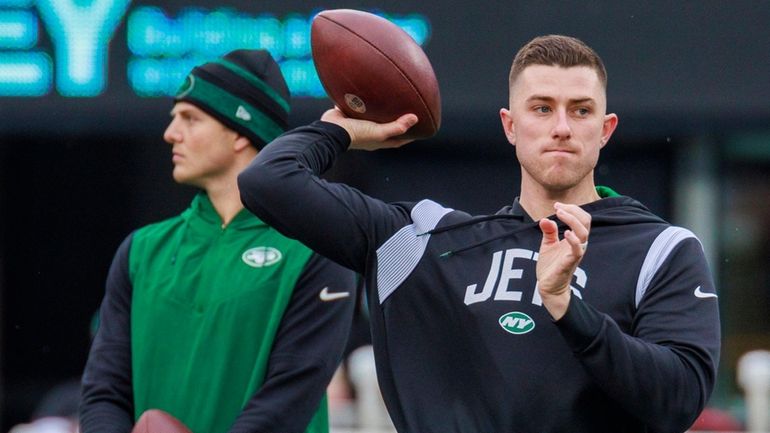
<box><xmin>212</xmin><ymin>58</ymin><xmax>290</xmax><ymax>114</ymax></box>
<box><xmin>176</xmin><ymin>74</ymin><xmax>286</xmax><ymax>147</ymax></box>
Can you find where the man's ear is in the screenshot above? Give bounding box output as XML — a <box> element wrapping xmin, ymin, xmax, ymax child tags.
<box><xmin>499</xmin><ymin>108</ymin><xmax>516</xmax><ymax>145</ymax></box>
<box><xmin>600</xmin><ymin>113</ymin><xmax>619</xmax><ymax>148</ymax></box>
<box><xmin>233</xmin><ymin>135</ymin><xmax>253</xmax><ymax>152</ymax></box>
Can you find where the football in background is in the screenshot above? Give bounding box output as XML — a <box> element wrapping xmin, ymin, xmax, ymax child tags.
<box><xmin>131</xmin><ymin>409</ymin><xmax>192</xmax><ymax>433</ymax></box>
<box><xmin>311</xmin><ymin>9</ymin><xmax>441</xmax><ymax>139</ymax></box>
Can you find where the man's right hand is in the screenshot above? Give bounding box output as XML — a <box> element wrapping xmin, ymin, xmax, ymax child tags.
<box><xmin>321</xmin><ymin>107</ymin><xmax>418</xmax><ymax>151</ymax></box>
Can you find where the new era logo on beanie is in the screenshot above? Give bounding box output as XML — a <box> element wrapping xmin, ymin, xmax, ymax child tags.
<box><xmin>235</xmin><ymin>106</ymin><xmax>252</xmax><ymax>121</ymax></box>
<box><xmin>174</xmin><ymin>49</ymin><xmax>290</xmax><ymax>150</ymax></box>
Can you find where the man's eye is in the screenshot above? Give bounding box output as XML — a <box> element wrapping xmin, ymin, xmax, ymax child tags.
<box><xmin>536</xmin><ymin>106</ymin><xmax>551</xmax><ymax>113</ymax></box>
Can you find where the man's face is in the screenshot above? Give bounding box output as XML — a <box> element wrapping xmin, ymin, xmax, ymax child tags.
<box><xmin>500</xmin><ymin>65</ymin><xmax>617</xmax><ymax>193</ymax></box>
<box><xmin>163</xmin><ymin>102</ymin><xmax>240</xmax><ymax>188</ymax></box>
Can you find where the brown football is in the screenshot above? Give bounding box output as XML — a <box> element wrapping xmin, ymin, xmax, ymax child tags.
<box><xmin>132</xmin><ymin>409</ymin><xmax>192</xmax><ymax>433</ymax></box>
<box><xmin>311</xmin><ymin>9</ymin><xmax>441</xmax><ymax>139</ymax></box>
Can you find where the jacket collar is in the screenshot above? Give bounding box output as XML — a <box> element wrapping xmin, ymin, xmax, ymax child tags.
<box><xmin>182</xmin><ymin>192</ymin><xmax>267</xmax><ymax>231</ymax></box>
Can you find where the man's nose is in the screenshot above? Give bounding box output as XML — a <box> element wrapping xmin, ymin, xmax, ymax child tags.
<box><xmin>552</xmin><ymin>109</ymin><xmax>571</xmax><ymax>139</ymax></box>
<box><xmin>163</xmin><ymin>118</ymin><xmax>181</xmax><ymax>144</ymax></box>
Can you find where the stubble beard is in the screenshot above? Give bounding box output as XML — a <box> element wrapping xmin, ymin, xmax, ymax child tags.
<box><xmin>522</xmin><ymin>159</ymin><xmax>594</xmax><ymax>195</ymax></box>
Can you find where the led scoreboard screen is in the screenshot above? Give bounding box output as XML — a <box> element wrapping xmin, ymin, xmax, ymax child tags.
<box><xmin>0</xmin><ymin>0</ymin><xmax>437</xmax><ymax>135</ymax></box>
<box><xmin>1</xmin><ymin>2</ymin><xmax>431</xmax><ymax>99</ymax></box>
<box><xmin>0</xmin><ymin>0</ymin><xmax>767</xmax><ymax>138</ymax></box>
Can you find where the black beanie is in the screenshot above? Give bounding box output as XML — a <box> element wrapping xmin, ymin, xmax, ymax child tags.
<box><xmin>174</xmin><ymin>49</ymin><xmax>290</xmax><ymax>150</ymax></box>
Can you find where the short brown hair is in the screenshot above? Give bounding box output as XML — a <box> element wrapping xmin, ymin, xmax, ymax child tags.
<box><xmin>509</xmin><ymin>35</ymin><xmax>607</xmax><ymax>89</ymax></box>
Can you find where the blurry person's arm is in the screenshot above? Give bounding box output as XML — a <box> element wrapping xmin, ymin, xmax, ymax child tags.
<box><xmin>228</xmin><ymin>254</ymin><xmax>357</xmax><ymax>433</ymax></box>
<box><xmin>80</xmin><ymin>235</ymin><xmax>135</xmax><ymax>433</ymax></box>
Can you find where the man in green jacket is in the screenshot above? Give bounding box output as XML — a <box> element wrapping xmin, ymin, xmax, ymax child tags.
<box><xmin>80</xmin><ymin>49</ymin><xmax>357</xmax><ymax>433</ymax></box>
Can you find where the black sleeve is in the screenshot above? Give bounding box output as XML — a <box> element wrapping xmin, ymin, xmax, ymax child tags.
<box><xmin>238</xmin><ymin>121</ymin><xmax>412</xmax><ymax>274</ymax></box>
<box><xmin>79</xmin><ymin>235</ymin><xmax>135</xmax><ymax>433</ymax></box>
<box><xmin>555</xmin><ymin>237</ymin><xmax>720</xmax><ymax>432</ymax></box>
<box><xmin>228</xmin><ymin>253</ymin><xmax>358</xmax><ymax>433</ymax></box>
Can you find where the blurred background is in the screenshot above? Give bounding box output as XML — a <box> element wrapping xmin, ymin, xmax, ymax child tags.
<box><xmin>1</xmin><ymin>0</ymin><xmax>769</xmax><ymax>431</ymax></box>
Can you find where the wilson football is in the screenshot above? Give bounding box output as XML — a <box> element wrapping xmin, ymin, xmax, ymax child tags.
<box><xmin>132</xmin><ymin>409</ymin><xmax>192</xmax><ymax>433</ymax></box>
<box><xmin>311</xmin><ymin>9</ymin><xmax>441</xmax><ymax>139</ymax></box>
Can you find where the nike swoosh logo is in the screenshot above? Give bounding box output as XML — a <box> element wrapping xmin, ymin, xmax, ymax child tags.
<box><xmin>319</xmin><ymin>287</ymin><xmax>350</xmax><ymax>302</ymax></box>
<box><xmin>694</xmin><ymin>286</ymin><xmax>718</xmax><ymax>299</ymax></box>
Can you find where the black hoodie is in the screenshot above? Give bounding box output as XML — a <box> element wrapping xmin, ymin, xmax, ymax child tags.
<box><xmin>238</xmin><ymin>121</ymin><xmax>720</xmax><ymax>433</ymax></box>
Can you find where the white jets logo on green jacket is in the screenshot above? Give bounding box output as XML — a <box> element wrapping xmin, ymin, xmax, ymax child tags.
<box><xmin>242</xmin><ymin>247</ymin><xmax>282</xmax><ymax>267</ymax></box>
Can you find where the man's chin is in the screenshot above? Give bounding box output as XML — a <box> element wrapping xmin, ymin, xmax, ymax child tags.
<box><xmin>172</xmin><ymin>170</ymin><xmax>193</xmax><ymax>185</ymax></box>
<box><xmin>173</xmin><ymin>173</ymin><xmax>206</xmax><ymax>190</ymax></box>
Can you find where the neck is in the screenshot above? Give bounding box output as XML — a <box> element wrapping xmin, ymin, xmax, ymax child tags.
<box><xmin>519</xmin><ymin>180</ymin><xmax>600</xmax><ymax>221</ymax></box>
<box><xmin>205</xmin><ymin>180</ymin><xmax>244</xmax><ymax>227</ymax></box>
<box><xmin>202</xmin><ymin>156</ymin><xmax>255</xmax><ymax>227</ymax></box>
<box><xmin>201</xmin><ymin>149</ymin><xmax>257</xmax><ymax>227</ymax></box>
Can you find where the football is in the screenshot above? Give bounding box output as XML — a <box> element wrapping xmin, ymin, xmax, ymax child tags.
<box><xmin>132</xmin><ymin>409</ymin><xmax>192</xmax><ymax>433</ymax></box>
<box><xmin>311</xmin><ymin>9</ymin><xmax>441</xmax><ymax>139</ymax></box>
